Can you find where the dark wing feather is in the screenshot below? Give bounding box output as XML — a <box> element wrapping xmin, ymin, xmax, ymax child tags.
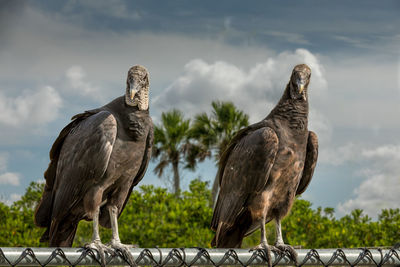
<box><xmin>296</xmin><ymin>131</ymin><xmax>318</xmax><ymax>195</ymax></box>
<box><xmin>217</xmin><ymin>120</ymin><xmax>269</xmax><ymax>186</ymax></box>
<box><xmin>119</xmin><ymin>122</ymin><xmax>153</xmax><ymax>214</ymax></box>
<box><xmin>130</xmin><ymin>122</ymin><xmax>154</xmax><ymax>188</ymax></box>
<box><xmin>50</xmin><ymin>111</ymin><xmax>117</xmax><ymax>221</ymax></box>
<box><xmin>34</xmin><ymin>110</ymin><xmax>99</xmax><ymax>227</ymax></box>
<box><xmin>100</xmin><ymin>121</ymin><xmax>154</xmax><ymax>228</ymax></box>
<box><xmin>211</xmin><ymin>127</ymin><xmax>279</xmax><ymax>231</ymax></box>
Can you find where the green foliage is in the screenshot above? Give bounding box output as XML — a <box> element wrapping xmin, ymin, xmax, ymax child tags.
<box><xmin>0</xmin><ymin>182</ymin><xmax>45</xmax><ymax>247</ymax></box>
<box><xmin>119</xmin><ymin>179</ymin><xmax>213</xmax><ymax>247</ymax></box>
<box><xmin>1</xmin><ymin>181</ymin><xmax>399</xmax><ymax>248</ymax></box>
<box><xmin>73</xmin><ymin>178</ymin><xmax>213</xmax><ymax>247</ymax></box>
<box><xmin>13</xmin><ymin>182</ymin><xmax>45</xmax><ymax>210</ymax></box>
<box><xmin>243</xmin><ymin>199</ymin><xmax>400</xmax><ymax>248</ymax></box>
<box><xmin>190</xmin><ymin>101</ymin><xmax>249</xmax><ymax>161</ymax></box>
<box><xmin>2</xmin><ymin>102</ymin><xmax>398</xmax><ymax>248</ymax></box>
<box><xmin>190</xmin><ymin>101</ymin><xmax>250</xmax><ymax>202</ymax></box>
<box><xmin>152</xmin><ymin>109</ymin><xmax>194</xmax><ymax>195</ymax></box>
<box><xmin>152</xmin><ymin>102</ymin><xmax>249</xmax><ymax>198</ymax></box>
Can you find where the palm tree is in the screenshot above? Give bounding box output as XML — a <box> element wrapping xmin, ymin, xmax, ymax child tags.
<box><xmin>153</xmin><ymin>109</ymin><xmax>208</xmax><ymax>196</ymax></box>
<box><xmin>190</xmin><ymin>101</ymin><xmax>249</xmax><ymax>203</ymax></box>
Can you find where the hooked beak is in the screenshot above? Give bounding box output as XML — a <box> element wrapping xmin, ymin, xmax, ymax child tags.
<box><xmin>297</xmin><ymin>80</ymin><xmax>305</xmax><ymax>94</ymax></box>
<box><xmin>129</xmin><ymin>81</ymin><xmax>139</xmax><ymax>100</ymax></box>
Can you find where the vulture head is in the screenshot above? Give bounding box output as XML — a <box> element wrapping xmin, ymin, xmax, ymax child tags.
<box><xmin>125</xmin><ymin>65</ymin><xmax>150</xmax><ymax>110</ymax></box>
<box><xmin>289</xmin><ymin>64</ymin><xmax>311</xmax><ymax>101</ymax></box>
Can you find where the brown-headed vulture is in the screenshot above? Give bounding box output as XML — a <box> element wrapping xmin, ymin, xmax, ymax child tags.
<box><xmin>34</xmin><ymin>65</ymin><xmax>153</xmax><ymax>261</ymax></box>
<box><xmin>211</xmin><ymin>64</ymin><xmax>318</xmax><ymax>265</ymax></box>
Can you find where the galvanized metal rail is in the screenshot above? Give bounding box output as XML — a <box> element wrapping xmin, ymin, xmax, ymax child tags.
<box><xmin>0</xmin><ymin>247</ymin><xmax>399</xmax><ymax>266</ymax></box>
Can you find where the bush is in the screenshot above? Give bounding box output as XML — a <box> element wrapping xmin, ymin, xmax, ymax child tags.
<box><xmin>1</xmin><ymin>181</ymin><xmax>399</xmax><ymax>248</ymax></box>
<box><xmin>74</xmin><ymin>178</ymin><xmax>214</xmax><ymax>247</ymax></box>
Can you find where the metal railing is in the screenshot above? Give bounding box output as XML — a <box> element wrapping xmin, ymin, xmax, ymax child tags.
<box><xmin>0</xmin><ymin>247</ymin><xmax>399</xmax><ymax>266</ymax></box>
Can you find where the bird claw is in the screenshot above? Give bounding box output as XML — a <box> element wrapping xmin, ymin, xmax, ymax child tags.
<box><xmin>85</xmin><ymin>240</ymin><xmax>114</xmax><ymax>267</ymax></box>
<box><xmin>107</xmin><ymin>241</ymin><xmax>133</xmax><ymax>249</ymax></box>
<box><xmin>249</xmin><ymin>243</ymin><xmax>274</xmax><ymax>267</ymax></box>
<box><xmin>107</xmin><ymin>241</ymin><xmax>136</xmax><ymax>266</ymax></box>
<box><xmin>274</xmin><ymin>243</ymin><xmax>298</xmax><ymax>265</ymax></box>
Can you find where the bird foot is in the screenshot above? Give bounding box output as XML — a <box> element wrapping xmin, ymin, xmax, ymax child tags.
<box><xmin>107</xmin><ymin>240</ymin><xmax>133</xmax><ymax>249</ymax></box>
<box><xmin>107</xmin><ymin>241</ymin><xmax>136</xmax><ymax>266</ymax></box>
<box><xmin>85</xmin><ymin>240</ymin><xmax>114</xmax><ymax>267</ymax></box>
<box><xmin>274</xmin><ymin>242</ymin><xmax>298</xmax><ymax>265</ymax></box>
<box><xmin>249</xmin><ymin>242</ymin><xmax>276</xmax><ymax>267</ymax></box>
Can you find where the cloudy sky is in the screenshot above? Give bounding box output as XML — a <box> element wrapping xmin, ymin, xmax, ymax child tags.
<box><xmin>0</xmin><ymin>0</ymin><xmax>399</xmax><ymax>218</ymax></box>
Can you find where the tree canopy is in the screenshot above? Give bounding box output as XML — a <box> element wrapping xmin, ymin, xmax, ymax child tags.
<box><xmin>190</xmin><ymin>101</ymin><xmax>249</xmax><ymax>202</ymax></box>
<box><xmin>0</xmin><ymin>180</ymin><xmax>399</xmax><ymax>248</ymax></box>
<box><xmin>152</xmin><ymin>109</ymin><xmax>193</xmax><ymax>196</ymax></box>
<box><xmin>1</xmin><ymin>101</ymin><xmax>398</xmax><ymax>248</ymax></box>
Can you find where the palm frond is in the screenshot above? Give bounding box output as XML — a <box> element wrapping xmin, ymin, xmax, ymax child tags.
<box><xmin>153</xmin><ymin>156</ymin><xmax>170</xmax><ymax>178</ymax></box>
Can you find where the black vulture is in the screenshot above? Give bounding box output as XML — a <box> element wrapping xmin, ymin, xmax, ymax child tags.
<box><xmin>34</xmin><ymin>65</ymin><xmax>153</xmax><ymax>260</ymax></box>
<box><xmin>211</xmin><ymin>64</ymin><xmax>318</xmax><ymax>264</ymax></box>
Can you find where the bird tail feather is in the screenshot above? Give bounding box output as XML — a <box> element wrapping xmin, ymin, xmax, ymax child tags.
<box><xmin>211</xmin><ymin>207</ymin><xmax>252</xmax><ymax>248</ymax></box>
<box><xmin>48</xmin><ymin>218</ymin><xmax>79</xmax><ymax>247</ymax></box>
<box><xmin>210</xmin><ymin>198</ymin><xmax>221</xmax><ymax>231</ymax></box>
<box><xmin>39</xmin><ymin>227</ymin><xmax>50</xmax><ymax>243</ymax></box>
<box><xmin>34</xmin><ymin>188</ymin><xmax>54</xmax><ymax>227</ymax></box>
<box><xmin>35</xmin><ymin>111</ymin><xmax>95</xmax><ymax>227</ymax></box>
<box><xmin>212</xmin><ymin>223</ymin><xmax>245</xmax><ymax>248</ymax></box>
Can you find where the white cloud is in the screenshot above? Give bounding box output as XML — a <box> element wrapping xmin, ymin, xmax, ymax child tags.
<box><xmin>35</xmin><ymin>178</ymin><xmax>46</xmax><ymax>184</ymax></box>
<box><xmin>0</xmin><ymin>152</ymin><xmax>21</xmax><ymax>186</ymax></box>
<box><xmin>0</xmin><ymin>5</ymin><xmax>275</xmax><ymax>88</ymax></box>
<box><xmin>0</xmin><ymin>153</ymin><xmax>8</xmax><ymax>172</ymax></box>
<box><xmin>10</xmin><ymin>193</ymin><xmax>21</xmax><ymax>202</ymax></box>
<box><xmin>333</xmin><ymin>35</ymin><xmax>365</xmax><ymax>48</ymax></box>
<box><xmin>263</xmin><ymin>31</ymin><xmax>310</xmax><ymax>45</ymax></box>
<box><xmin>337</xmin><ymin>174</ymin><xmax>400</xmax><ymax>218</ymax></box>
<box><xmin>362</xmin><ymin>145</ymin><xmax>400</xmax><ymax>174</ymax></box>
<box><xmin>224</xmin><ymin>17</ymin><xmax>232</xmax><ymax>30</ymax></box>
<box><xmin>64</xmin><ymin>0</ymin><xmax>141</xmax><ymax>20</ymax></box>
<box><xmin>319</xmin><ymin>142</ymin><xmax>360</xmax><ymax>166</ymax></box>
<box><xmin>398</xmin><ymin>57</ymin><xmax>400</xmax><ymax>92</ymax></box>
<box><xmin>153</xmin><ymin>48</ymin><xmax>328</xmax><ymax>123</ymax></box>
<box><xmin>363</xmin><ymin>144</ymin><xmax>400</xmax><ymax>157</ymax></box>
<box><xmin>66</xmin><ymin>65</ymin><xmax>103</xmax><ymax>101</ymax></box>
<box><xmin>0</xmin><ymin>2</ymin><xmax>398</xmax><ymax>217</ymax></box>
<box><xmin>308</xmin><ymin>109</ymin><xmax>332</xmax><ymax>148</ymax></box>
<box><xmin>0</xmin><ymin>172</ymin><xmax>20</xmax><ymax>186</ymax></box>
<box><xmin>332</xmin><ymin>34</ymin><xmax>400</xmax><ymax>55</ymax></box>
<box><xmin>0</xmin><ymin>86</ymin><xmax>62</xmax><ymax>127</ymax></box>
<box><xmin>337</xmin><ymin>144</ymin><xmax>400</xmax><ymax>218</ymax></box>
<box><xmin>320</xmin><ymin>57</ymin><xmax>399</xmax><ymax>129</ymax></box>
<box><xmin>0</xmin><ymin>193</ymin><xmax>22</xmax><ymax>206</ymax></box>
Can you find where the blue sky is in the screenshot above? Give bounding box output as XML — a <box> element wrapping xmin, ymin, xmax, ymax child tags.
<box><xmin>0</xmin><ymin>0</ymin><xmax>399</xmax><ymax>218</ymax></box>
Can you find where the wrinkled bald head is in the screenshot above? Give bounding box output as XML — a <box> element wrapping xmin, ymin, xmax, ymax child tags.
<box><xmin>289</xmin><ymin>64</ymin><xmax>311</xmax><ymax>101</ymax></box>
<box><xmin>125</xmin><ymin>65</ymin><xmax>150</xmax><ymax>110</ymax></box>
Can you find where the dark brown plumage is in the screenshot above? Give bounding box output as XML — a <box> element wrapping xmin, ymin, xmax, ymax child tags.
<box><xmin>34</xmin><ymin>66</ymin><xmax>153</xmax><ymax>256</ymax></box>
<box><xmin>211</xmin><ymin>64</ymin><xmax>318</xmax><ymax>263</ymax></box>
